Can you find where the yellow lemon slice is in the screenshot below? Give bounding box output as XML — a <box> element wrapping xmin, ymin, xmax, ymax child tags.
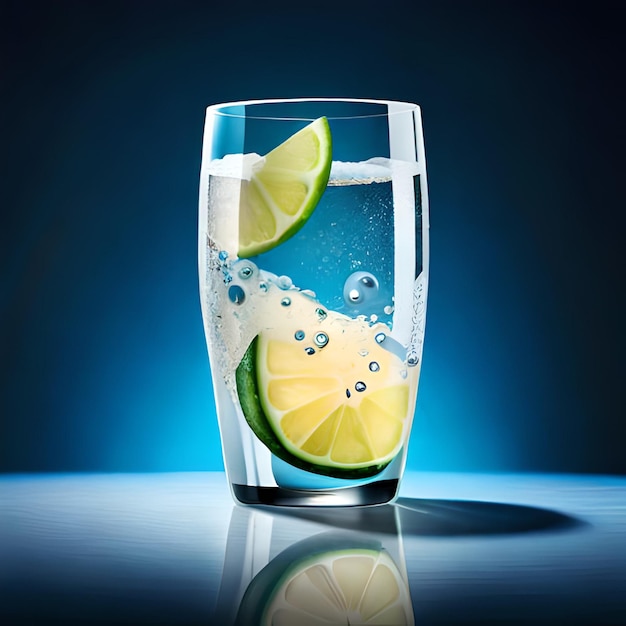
<box><xmin>238</xmin><ymin>117</ymin><xmax>332</xmax><ymax>257</ymax></box>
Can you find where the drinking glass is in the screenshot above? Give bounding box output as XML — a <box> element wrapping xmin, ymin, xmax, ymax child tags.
<box><xmin>198</xmin><ymin>98</ymin><xmax>429</xmax><ymax>506</ymax></box>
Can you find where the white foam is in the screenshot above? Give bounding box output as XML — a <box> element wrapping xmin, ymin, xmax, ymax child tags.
<box><xmin>330</xmin><ymin>158</ymin><xmax>420</xmax><ymax>184</ymax></box>
<box><xmin>207</xmin><ymin>153</ymin><xmax>264</xmax><ymax>180</ymax></box>
<box><xmin>207</xmin><ymin>154</ymin><xmax>419</xmax><ymax>184</ymax></box>
<box><xmin>330</xmin><ymin>159</ymin><xmax>391</xmax><ymax>182</ymax></box>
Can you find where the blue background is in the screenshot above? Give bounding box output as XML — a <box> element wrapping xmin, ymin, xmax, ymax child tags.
<box><xmin>1</xmin><ymin>1</ymin><xmax>624</xmax><ymax>474</ymax></box>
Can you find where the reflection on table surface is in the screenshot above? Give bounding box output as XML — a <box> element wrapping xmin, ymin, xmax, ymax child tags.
<box><xmin>1</xmin><ymin>471</ymin><xmax>625</xmax><ymax>624</ymax></box>
<box><xmin>217</xmin><ymin>505</ymin><xmax>414</xmax><ymax>625</ymax></box>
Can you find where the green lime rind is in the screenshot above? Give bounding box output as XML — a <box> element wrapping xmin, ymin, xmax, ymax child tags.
<box><xmin>235</xmin><ymin>336</ymin><xmax>390</xmax><ymax>480</ymax></box>
<box><xmin>235</xmin><ymin>532</ymin><xmax>384</xmax><ymax>626</ymax></box>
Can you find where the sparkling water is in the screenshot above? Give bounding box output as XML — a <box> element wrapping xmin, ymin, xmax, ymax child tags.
<box><xmin>199</xmin><ymin>158</ymin><xmax>425</xmax><ymax>491</ymax></box>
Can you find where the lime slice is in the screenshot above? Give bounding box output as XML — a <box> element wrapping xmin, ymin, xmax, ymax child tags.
<box><xmin>235</xmin><ymin>288</ymin><xmax>415</xmax><ymax>477</ymax></box>
<box><xmin>238</xmin><ymin>117</ymin><xmax>332</xmax><ymax>258</ymax></box>
<box><xmin>236</xmin><ymin>534</ymin><xmax>414</xmax><ymax>625</ymax></box>
<box><xmin>264</xmin><ymin>549</ymin><xmax>412</xmax><ymax>625</ymax></box>
<box><xmin>237</xmin><ymin>336</ymin><xmax>392</xmax><ymax>479</ymax></box>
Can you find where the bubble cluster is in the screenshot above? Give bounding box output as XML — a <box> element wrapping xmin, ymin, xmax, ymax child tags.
<box><xmin>219</xmin><ymin>260</ymin><xmax>263</xmax><ymax>306</ymax></box>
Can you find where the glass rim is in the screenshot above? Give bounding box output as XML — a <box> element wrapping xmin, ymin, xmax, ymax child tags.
<box><xmin>206</xmin><ymin>98</ymin><xmax>421</xmax><ymax>121</ymax></box>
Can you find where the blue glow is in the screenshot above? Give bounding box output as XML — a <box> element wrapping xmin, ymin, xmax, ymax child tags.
<box><xmin>1</xmin><ymin>3</ymin><xmax>623</xmax><ymax>475</ymax></box>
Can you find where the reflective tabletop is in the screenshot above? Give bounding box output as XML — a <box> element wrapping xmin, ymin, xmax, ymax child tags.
<box><xmin>1</xmin><ymin>472</ymin><xmax>625</xmax><ymax>624</ymax></box>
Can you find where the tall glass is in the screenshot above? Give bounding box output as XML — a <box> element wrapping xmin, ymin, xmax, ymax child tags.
<box><xmin>198</xmin><ymin>99</ymin><xmax>429</xmax><ymax>506</ymax></box>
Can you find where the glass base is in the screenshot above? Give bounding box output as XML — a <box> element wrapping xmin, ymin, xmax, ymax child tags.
<box><xmin>232</xmin><ymin>479</ymin><xmax>399</xmax><ymax>507</ymax></box>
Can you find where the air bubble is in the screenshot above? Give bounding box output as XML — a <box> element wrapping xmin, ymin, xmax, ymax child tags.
<box><xmin>407</xmin><ymin>354</ymin><xmax>419</xmax><ymax>367</ymax></box>
<box><xmin>375</xmin><ymin>332</ymin><xmax>386</xmax><ymax>344</ymax></box>
<box><xmin>315</xmin><ymin>308</ymin><xmax>327</xmax><ymax>321</ymax></box>
<box><xmin>314</xmin><ymin>332</ymin><xmax>329</xmax><ymax>348</ymax></box>
<box><xmin>294</xmin><ymin>330</ymin><xmax>305</xmax><ymax>341</ymax></box>
<box><xmin>358</xmin><ymin>349</ymin><xmax>369</xmax><ymax>357</ymax></box>
<box><xmin>355</xmin><ymin>381</ymin><xmax>367</xmax><ymax>392</ymax></box>
<box><xmin>238</xmin><ymin>266</ymin><xmax>253</xmax><ymax>279</ymax></box>
<box><xmin>259</xmin><ymin>282</ymin><xmax>268</xmax><ymax>293</ymax></box>
<box><xmin>218</xmin><ymin>250</ymin><xmax>228</xmax><ymax>262</ymax></box>
<box><xmin>305</xmin><ymin>347</ymin><xmax>316</xmax><ymax>355</ymax></box>
<box><xmin>343</xmin><ymin>271</ymin><xmax>380</xmax><ymax>306</ymax></box>
<box><xmin>346</xmin><ymin>389</ymin><xmax>351</xmax><ymax>398</ymax></box>
<box><xmin>280</xmin><ymin>297</ymin><xmax>291</xmax><ymax>307</ymax></box>
<box><xmin>369</xmin><ymin>361</ymin><xmax>380</xmax><ymax>372</ymax></box>
<box><xmin>228</xmin><ymin>285</ymin><xmax>245</xmax><ymax>305</ymax></box>
<box><xmin>277</xmin><ymin>275</ymin><xmax>293</xmax><ymax>290</ymax></box>
<box><xmin>370</xmin><ymin>314</ymin><xmax>378</xmax><ymax>322</ymax></box>
<box><xmin>400</xmin><ymin>370</ymin><xmax>408</xmax><ymax>379</ymax></box>
<box><xmin>384</xmin><ymin>305</ymin><xmax>394</xmax><ymax>315</ymax></box>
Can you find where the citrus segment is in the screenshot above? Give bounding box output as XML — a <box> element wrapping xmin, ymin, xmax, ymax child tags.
<box><xmin>267</xmin><ymin>377</ymin><xmax>339</xmax><ymax>409</ymax></box>
<box><xmin>238</xmin><ymin>117</ymin><xmax>332</xmax><ymax>257</ymax></box>
<box><xmin>280</xmin><ymin>394</ymin><xmax>342</xmax><ymax>444</ymax></box>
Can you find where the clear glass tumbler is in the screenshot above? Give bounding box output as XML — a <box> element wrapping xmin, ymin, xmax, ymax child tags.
<box><xmin>198</xmin><ymin>98</ymin><xmax>429</xmax><ymax>506</ymax></box>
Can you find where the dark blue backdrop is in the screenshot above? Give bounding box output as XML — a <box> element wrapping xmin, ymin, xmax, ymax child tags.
<box><xmin>1</xmin><ymin>1</ymin><xmax>624</xmax><ymax>474</ymax></box>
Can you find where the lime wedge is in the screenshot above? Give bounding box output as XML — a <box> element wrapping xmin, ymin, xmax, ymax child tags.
<box><xmin>238</xmin><ymin>117</ymin><xmax>332</xmax><ymax>258</ymax></box>
<box><xmin>236</xmin><ymin>336</ymin><xmax>391</xmax><ymax>479</ymax></box>
<box><xmin>235</xmin><ymin>288</ymin><xmax>416</xmax><ymax>478</ymax></box>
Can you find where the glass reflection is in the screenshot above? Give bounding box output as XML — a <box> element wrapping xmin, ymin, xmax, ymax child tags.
<box><xmin>215</xmin><ymin>505</ymin><xmax>414</xmax><ymax>625</ymax></box>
